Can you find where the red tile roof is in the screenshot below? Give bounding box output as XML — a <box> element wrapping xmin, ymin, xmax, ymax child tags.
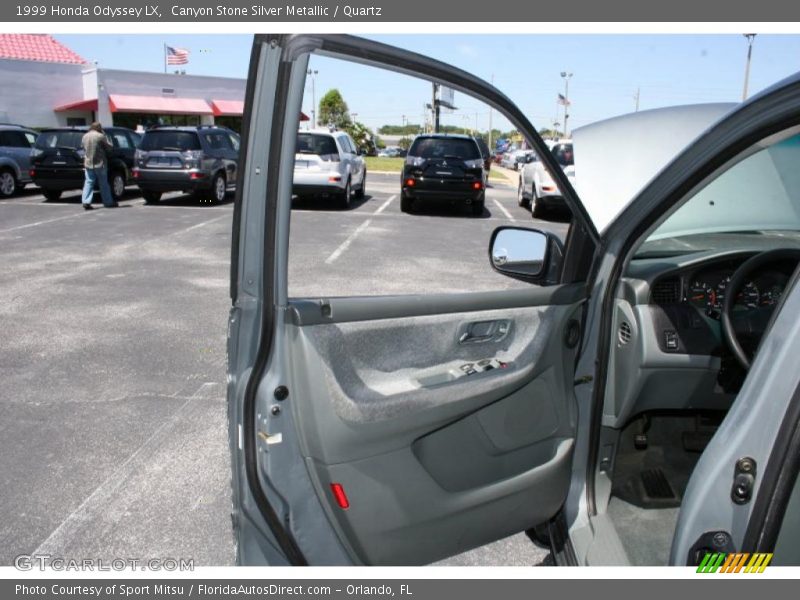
<box><xmin>0</xmin><ymin>34</ymin><xmax>87</xmax><ymax>65</ymax></box>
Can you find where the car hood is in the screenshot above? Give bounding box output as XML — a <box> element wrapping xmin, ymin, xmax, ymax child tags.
<box><xmin>571</xmin><ymin>103</ymin><xmax>736</xmax><ymax>233</ymax></box>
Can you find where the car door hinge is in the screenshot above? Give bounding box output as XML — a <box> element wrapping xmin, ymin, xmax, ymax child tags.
<box><xmin>731</xmin><ymin>456</ymin><xmax>757</xmax><ymax>505</ymax></box>
<box><xmin>574</xmin><ymin>374</ymin><xmax>593</xmax><ymax>385</ymax></box>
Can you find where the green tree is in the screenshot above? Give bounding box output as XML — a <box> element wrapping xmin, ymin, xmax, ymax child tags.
<box><xmin>344</xmin><ymin>121</ymin><xmax>376</xmax><ymax>155</ymax></box>
<box><xmin>318</xmin><ymin>89</ymin><xmax>351</xmax><ymax>129</ymax></box>
<box><xmin>398</xmin><ymin>136</ymin><xmax>412</xmax><ymax>150</ymax></box>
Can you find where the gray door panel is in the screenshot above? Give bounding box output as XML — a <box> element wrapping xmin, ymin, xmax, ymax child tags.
<box><xmin>277</xmin><ymin>301</ymin><xmax>582</xmax><ymax>564</ymax></box>
<box><xmin>230</xmin><ymin>34</ymin><xmax>591</xmax><ymax>566</ymax></box>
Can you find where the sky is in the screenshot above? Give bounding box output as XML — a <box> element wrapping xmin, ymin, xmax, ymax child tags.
<box><xmin>56</xmin><ymin>34</ymin><xmax>800</xmax><ymax>134</ymax></box>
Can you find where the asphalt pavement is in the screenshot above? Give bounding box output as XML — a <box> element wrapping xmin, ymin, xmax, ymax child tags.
<box><xmin>0</xmin><ymin>172</ymin><xmax>569</xmax><ymax>567</ymax></box>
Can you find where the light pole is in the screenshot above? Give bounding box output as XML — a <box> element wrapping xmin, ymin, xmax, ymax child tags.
<box><xmin>560</xmin><ymin>71</ymin><xmax>573</xmax><ymax>138</ymax></box>
<box><xmin>307</xmin><ymin>69</ymin><xmax>318</xmax><ymax>128</ymax></box>
<box><xmin>742</xmin><ymin>34</ymin><xmax>757</xmax><ymax>101</ymax></box>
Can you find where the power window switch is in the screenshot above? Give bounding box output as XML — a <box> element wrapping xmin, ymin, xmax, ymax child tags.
<box><xmin>664</xmin><ymin>330</ymin><xmax>679</xmax><ymax>351</ymax></box>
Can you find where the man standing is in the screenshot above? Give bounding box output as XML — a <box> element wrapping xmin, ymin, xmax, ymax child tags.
<box><xmin>81</xmin><ymin>122</ymin><xmax>117</xmax><ymax>210</ymax></box>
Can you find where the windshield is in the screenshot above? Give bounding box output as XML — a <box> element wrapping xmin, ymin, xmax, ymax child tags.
<box><xmin>640</xmin><ymin>133</ymin><xmax>800</xmax><ymax>252</ymax></box>
<box><xmin>296</xmin><ymin>133</ymin><xmax>338</xmax><ymax>156</ymax></box>
<box><xmin>140</xmin><ymin>131</ymin><xmax>201</xmax><ymax>151</ymax></box>
<box><xmin>35</xmin><ymin>130</ymin><xmax>84</xmax><ymax>149</ymax></box>
<box><xmin>408</xmin><ymin>137</ymin><xmax>481</xmax><ymax>160</ymax></box>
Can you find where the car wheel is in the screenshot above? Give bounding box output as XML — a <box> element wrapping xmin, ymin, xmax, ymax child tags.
<box><xmin>0</xmin><ymin>169</ymin><xmax>17</xmax><ymax>198</ymax></box>
<box><xmin>42</xmin><ymin>189</ymin><xmax>62</xmax><ymax>202</ymax></box>
<box><xmin>110</xmin><ymin>171</ymin><xmax>126</xmax><ymax>201</ymax></box>
<box><xmin>471</xmin><ymin>199</ymin><xmax>484</xmax><ymax>217</ymax></box>
<box><xmin>142</xmin><ymin>190</ymin><xmax>162</xmax><ymax>204</ymax></box>
<box><xmin>355</xmin><ymin>170</ymin><xmax>366</xmax><ymax>199</ymax></box>
<box><xmin>517</xmin><ymin>179</ymin><xmax>529</xmax><ymax>208</ymax></box>
<box><xmin>209</xmin><ymin>173</ymin><xmax>227</xmax><ymax>204</ymax></box>
<box><xmin>531</xmin><ymin>186</ymin><xmax>543</xmax><ymax>219</ymax></box>
<box><xmin>338</xmin><ymin>179</ymin><xmax>351</xmax><ymax>209</ymax></box>
<box><xmin>400</xmin><ymin>192</ymin><xmax>414</xmax><ymax>213</ymax></box>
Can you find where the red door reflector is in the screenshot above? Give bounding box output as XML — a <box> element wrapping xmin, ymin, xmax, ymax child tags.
<box><xmin>330</xmin><ymin>483</ymin><xmax>350</xmax><ymax>509</ymax></box>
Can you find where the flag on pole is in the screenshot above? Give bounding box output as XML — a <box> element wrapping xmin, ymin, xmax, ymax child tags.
<box><xmin>166</xmin><ymin>46</ymin><xmax>190</xmax><ymax>65</ymax></box>
<box><xmin>557</xmin><ymin>93</ymin><xmax>571</xmax><ymax>106</ymax></box>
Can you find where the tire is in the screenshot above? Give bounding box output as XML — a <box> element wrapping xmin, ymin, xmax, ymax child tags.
<box><xmin>517</xmin><ymin>178</ymin><xmax>529</xmax><ymax>208</ymax></box>
<box><xmin>42</xmin><ymin>189</ymin><xmax>62</xmax><ymax>202</ymax></box>
<box><xmin>531</xmin><ymin>185</ymin><xmax>543</xmax><ymax>219</ymax></box>
<box><xmin>142</xmin><ymin>190</ymin><xmax>162</xmax><ymax>204</ymax></box>
<box><xmin>471</xmin><ymin>200</ymin><xmax>485</xmax><ymax>217</ymax></box>
<box><xmin>355</xmin><ymin>170</ymin><xmax>366</xmax><ymax>199</ymax></box>
<box><xmin>338</xmin><ymin>179</ymin><xmax>351</xmax><ymax>210</ymax></box>
<box><xmin>110</xmin><ymin>171</ymin><xmax>126</xmax><ymax>201</ymax></box>
<box><xmin>0</xmin><ymin>169</ymin><xmax>17</xmax><ymax>198</ymax></box>
<box><xmin>400</xmin><ymin>192</ymin><xmax>414</xmax><ymax>213</ymax></box>
<box><xmin>209</xmin><ymin>173</ymin><xmax>227</xmax><ymax>204</ymax></box>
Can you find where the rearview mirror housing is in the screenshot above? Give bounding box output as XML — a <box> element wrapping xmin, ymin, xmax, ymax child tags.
<box><xmin>489</xmin><ymin>226</ymin><xmax>563</xmax><ymax>284</ymax></box>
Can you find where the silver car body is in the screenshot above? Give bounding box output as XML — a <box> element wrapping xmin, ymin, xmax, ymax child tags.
<box><xmin>293</xmin><ymin>129</ymin><xmax>366</xmax><ymax>198</ymax></box>
<box><xmin>0</xmin><ymin>125</ymin><xmax>38</xmax><ymax>196</ymax></box>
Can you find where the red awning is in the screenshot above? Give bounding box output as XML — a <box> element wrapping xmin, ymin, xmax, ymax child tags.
<box><xmin>54</xmin><ymin>98</ymin><xmax>98</xmax><ymax>112</ymax></box>
<box><xmin>108</xmin><ymin>94</ymin><xmax>212</xmax><ymax>115</ymax></box>
<box><xmin>211</xmin><ymin>98</ymin><xmax>309</xmax><ymax>121</ymax></box>
<box><xmin>210</xmin><ymin>99</ymin><xmax>244</xmax><ymax>116</ymax></box>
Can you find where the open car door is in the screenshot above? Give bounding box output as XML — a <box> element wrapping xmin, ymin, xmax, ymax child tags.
<box><xmin>227</xmin><ymin>34</ymin><xmax>599</xmax><ymax>566</ymax></box>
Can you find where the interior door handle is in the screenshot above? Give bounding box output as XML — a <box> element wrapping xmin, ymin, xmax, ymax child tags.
<box><xmin>458</xmin><ymin>320</ymin><xmax>511</xmax><ymax>344</ymax></box>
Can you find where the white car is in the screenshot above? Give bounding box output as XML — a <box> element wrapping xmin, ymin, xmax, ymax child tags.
<box><xmin>518</xmin><ymin>141</ymin><xmax>575</xmax><ymax>218</ymax></box>
<box><xmin>292</xmin><ymin>129</ymin><xmax>367</xmax><ymax>209</ymax></box>
<box><xmin>500</xmin><ymin>148</ymin><xmax>533</xmax><ymax>170</ymax></box>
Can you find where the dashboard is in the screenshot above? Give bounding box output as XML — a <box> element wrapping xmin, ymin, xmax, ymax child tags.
<box><xmin>659</xmin><ymin>257</ymin><xmax>792</xmax><ymax>320</ymax></box>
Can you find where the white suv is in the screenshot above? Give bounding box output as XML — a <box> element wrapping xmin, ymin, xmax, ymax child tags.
<box><xmin>292</xmin><ymin>129</ymin><xmax>366</xmax><ymax>209</ymax></box>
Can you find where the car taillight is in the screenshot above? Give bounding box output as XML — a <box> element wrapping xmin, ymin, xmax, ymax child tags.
<box><xmin>132</xmin><ymin>169</ymin><xmax>140</xmax><ymax>178</ymax></box>
<box><xmin>405</xmin><ymin>178</ymin><xmax>415</xmax><ymax>187</ymax></box>
<box><xmin>328</xmin><ymin>175</ymin><xmax>342</xmax><ymax>182</ymax></box>
<box><xmin>190</xmin><ymin>172</ymin><xmax>206</xmax><ymax>180</ymax></box>
<box><xmin>29</xmin><ymin>169</ymin><xmax>35</xmax><ymax>177</ymax></box>
<box><xmin>472</xmin><ymin>181</ymin><xmax>483</xmax><ymax>190</ymax></box>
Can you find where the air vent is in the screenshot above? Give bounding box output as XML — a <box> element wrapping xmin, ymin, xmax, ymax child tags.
<box><xmin>651</xmin><ymin>278</ymin><xmax>681</xmax><ymax>304</ymax></box>
<box><xmin>618</xmin><ymin>321</ymin><xmax>632</xmax><ymax>345</ymax></box>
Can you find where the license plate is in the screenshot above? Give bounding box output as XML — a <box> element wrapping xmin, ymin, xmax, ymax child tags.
<box><xmin>52</xmin><ymin>161</ymin><xmax>66</xmax><ymax>165</ymax></box>
<box><xmin>435</xmin><ymin>170</ymin><xmax>453</xmax><ymax>176</ymax></box>
<box><xmin>295</xmin><ymin>160</ymin><xmax>309</xmax><ymax>168</ymax></box>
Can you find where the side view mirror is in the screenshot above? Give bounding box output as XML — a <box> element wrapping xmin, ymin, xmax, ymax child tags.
<box><xmin>489</xmin><ymin>226</ymin><xmax>562</xmax><ymax>284</ymax></box>
<box><xmin>525</xmin><ymin>154</ymin><xmax>536</xmax><ymax>164</ymax></box>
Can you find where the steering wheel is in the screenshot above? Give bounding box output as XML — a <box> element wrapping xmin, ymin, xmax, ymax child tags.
<box><xmin>721</xmin><ymin>248</ymin><xmax>800</xmax><ymax>370</ymax></box>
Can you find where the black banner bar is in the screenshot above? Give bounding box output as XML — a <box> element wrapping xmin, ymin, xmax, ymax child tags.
<box><xmin>2</xmin><ymin>0</ymin><xmax>800</xmax><ymax>22</ymax></box>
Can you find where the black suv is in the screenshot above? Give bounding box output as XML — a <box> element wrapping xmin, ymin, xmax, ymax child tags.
<box><xmin>30</xmin><ymin>127</ymin><xmax>140</xmax><ymax>202</ymax></box>
<box><xmin>133</xmin><ymin>126</ymin><xmax>240</xmax><ymax>204</ymax></box>
<box><xmin>401</xmin><ymin>134</ymin><xmax>486</xmax><ymax>216</ymax></box>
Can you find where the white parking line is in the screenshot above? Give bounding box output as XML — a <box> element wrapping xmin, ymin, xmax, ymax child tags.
<box><xmin>170</xmin><ymin>213</ymin><xmax>231</xmax><ymax>236</ymax></box>
<box><xmin>492</xmin><ymin>198</ymin><xmax>516</xmax><ymax>222</ymax></box>
<box><xmin>325</xmin><ymin>219</ymin><xmax>373</xmax><ymax>264</ymax></box>
<box><xmin>374</xmin><ymin>194</ymin><xmax>396</xmax><ymax>214</ymax></box>
<box><xmin>324</xmin><ymin>195</ymin><xmax>396</xmax><ymax>264</ymax></box>
<box><xmin>0</xmin><ymin>210</ymin><xmax>101</xmax><ymax>234</ymax></box>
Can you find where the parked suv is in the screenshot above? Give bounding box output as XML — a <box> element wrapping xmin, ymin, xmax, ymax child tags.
<box><xmin>133</xmin><ymin>126</ymin><xmax>240</xmax><ymax>204</ymax></box>
<box><xmin>292</xmin><ymin>129</ymin><xmax>366</xmax><ymax>209</ymax></box>
<box><xmin>30</xmin><ymin>126</ymin><xmax>139</xmax><ymax>202</ymax></box>
<box><xmin>0</xmin><ymin>124</ymin><xmax>38</xmax><ymax>198</ymax></box>
<box><xmin>401</xmin><ymin>133</ymin><xmax>485</xmax><ymax>216</ymax></box>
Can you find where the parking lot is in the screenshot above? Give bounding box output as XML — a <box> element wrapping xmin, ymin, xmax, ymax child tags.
<box><xmin>0</xmin><ymin>171</ymin><xmax>568</xmax><ymax>566</ymax></box>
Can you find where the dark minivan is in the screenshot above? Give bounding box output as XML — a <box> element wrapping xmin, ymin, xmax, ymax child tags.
<box><xmin>133</xmin><ymin>126</ymin><xmax>240</xmax><ymax>204</ymax></box>
<box><xmin>30</xmin><ymin>127</ymin><xmax>140</xmax><ymax>202</ymax></box>
<box><xmin>401</xmin><ymin>133</ymin><xmax>486</xmax><ymax>216</ymax></box>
